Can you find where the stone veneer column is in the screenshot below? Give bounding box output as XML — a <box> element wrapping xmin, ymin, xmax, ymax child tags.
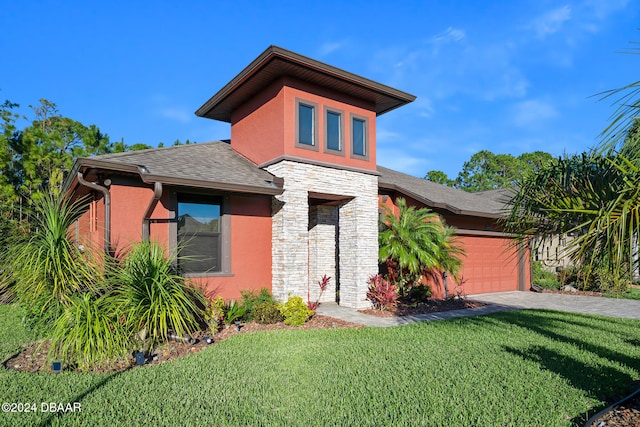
<box><xmin>308</xmin><ymin>205</ymin><xmax>338</xmax><ymax>303</ymax></box>
<box><xmin>265</xmin><ymin>160</ymin><xmax>378</xmax><ymax>309</ymax></box>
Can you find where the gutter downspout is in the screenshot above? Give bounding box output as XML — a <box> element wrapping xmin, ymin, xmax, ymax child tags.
<box><xmin>76</xmin><ymin>171</ymin><xmax>111</xmax><ymax>254</ymax></box>
<box><xmin>138</xmin><ymin>166</ymin><xmax>163</xmax><ymax>242</ymax></box>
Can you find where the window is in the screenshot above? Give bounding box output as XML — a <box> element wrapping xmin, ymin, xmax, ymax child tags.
<box><xmin>177</xmin><ymin>195</ymin><xmax>222</xmax><ymax>273</ymax></box>
<box><xmin>295</xmin><ymin>99</ymin><xmax>319</xmax><ymax>149</ymax></box>
<box><xmin>351</xmin><ymin>115</ymin><xmax>367</xmax><ymax>158</ymax></box>
<box><xmin>325</xmin><ymin>108</ymin><xmax>344</xmax><ymax>154</ymax></box>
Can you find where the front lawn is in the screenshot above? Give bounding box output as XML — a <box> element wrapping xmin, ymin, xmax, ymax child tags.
<box><xmin>2</xmin><ymin>304</ymin><xmax>640</xmax><ymax>426</ymax></box>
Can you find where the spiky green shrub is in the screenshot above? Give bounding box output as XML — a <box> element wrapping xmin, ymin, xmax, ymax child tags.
<box><xmin>4</xmin><ymin>194</ymin><xmax>101</xmax><ymax>331</ymax></box>
<box><xmin>49</xmin><ymin>292</ymin><xmax>131</xmax><ymax>370</ymax></box>
<box><xmin>115</xmin><ymin>241</ymin><xmax>205</xmax><ymax>350</ymax></box>
<box><xmin>224</xmin><ymin>299</ymin><xmax>246</xmax><ymax>325</ymax></box>
<box><xmin>279</xmin><ymin>296</ymin><xmax>314</xmax><ymax>326</ymax></box>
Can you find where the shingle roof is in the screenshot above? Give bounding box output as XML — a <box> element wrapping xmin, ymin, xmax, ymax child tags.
<box><xmin>67</xmin><ymin>141</ymin><xmax>283</xmax><ymax>195</ymax></box>
<box><xmin>474</xmin><ymin>188</ymin><xmax>516</xmax><ymax>206</ymax></box>
<box><xmin>377</xmin><ymin>166</ymin><xmax>507</xmax><ymax>218</ymax></box>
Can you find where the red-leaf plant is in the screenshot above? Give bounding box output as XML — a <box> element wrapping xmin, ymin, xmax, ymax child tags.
<box><xmin>366</xmin><ymin>274</ymin><xmax>399</xmax><ymax>311</ymax></box>
<box><xmin>307</xmin><ymin>274</ymin><xmax>331</xmax><ymax>310</ymax></box>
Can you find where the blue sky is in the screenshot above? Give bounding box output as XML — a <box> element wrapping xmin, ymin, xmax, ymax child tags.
<box><xmin>1</xmin><ymin>0</ymin><xmax>638</xmax><ymax>179</ymax></box>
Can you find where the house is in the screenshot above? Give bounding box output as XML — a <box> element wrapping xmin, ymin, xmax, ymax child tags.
<box><xmin>378</xmin><ymin>171</ymin><xmax>529</xmax><ymax>298</ymax></box>
<box><xmin>63</xmin><ymin>46</ymin><xmax>529</xmax><ymax>309</ymax></box>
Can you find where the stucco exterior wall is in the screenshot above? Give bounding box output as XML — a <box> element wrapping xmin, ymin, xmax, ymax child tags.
<box><xmin>231</xmin><ymin>78</ymin><xmax>377</xmax><ymax>172</ymax></box>
<box><xmin>266</xmin><ymin>160</ymin><xmax>378</xmax><ymax>309</ymax></box>
<box><xmin>193</xmin><ymin>194</ymin><xmax>273</xmax><ymax>301</ymax></box>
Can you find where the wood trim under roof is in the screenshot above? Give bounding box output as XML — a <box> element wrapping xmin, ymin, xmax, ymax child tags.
<box><xmin>195</xmin><ymin>45</ymin><xmax>416</xmax><ymax>122</ymax></box>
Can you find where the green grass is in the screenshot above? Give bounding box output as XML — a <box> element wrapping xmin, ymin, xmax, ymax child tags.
<box><xmin>0</xmin><ymin>304</ymin><xmax>36</xmax><ymax>362</ymax></box>
<box><xmin>2</xmin><ymin>305</ymin><xmax>640</xmax><ymax>426</ymax></box>
<box><xmin>604</xmin><ymin>287</ymin><xmax>640</xmax><ymax>300</ymax></box>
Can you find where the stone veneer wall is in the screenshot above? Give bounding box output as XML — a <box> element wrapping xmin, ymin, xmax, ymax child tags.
<box><xmin>265</xmin><ymin>160</ymin><xmax>378</xmax><ymax>309</ymax></box>
<box><xmin>308</xmin><ymin>205</ymin><xmax>338</xmax><ymax>303</ymax></box>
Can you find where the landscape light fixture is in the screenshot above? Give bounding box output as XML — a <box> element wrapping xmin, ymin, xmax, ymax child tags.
<box><xmin>52</xmin><ymin>362</ymin><xmax>62</xmax><ymax>373</ymax></box>
<box><xmin>135</xmin><ymin>351</ymin><xmax>145</xmax><ymax>366</ymax></box>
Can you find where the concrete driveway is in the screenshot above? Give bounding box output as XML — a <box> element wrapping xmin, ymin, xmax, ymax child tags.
<box><xmin>469</xmin><ymin>291</ymin><xmax>640</xmax><ymax>320</ymax></box>
<box><xmin>317</xmin><ymin>291</ymin><xmax>640</xmax><ymax>327</ymax></box>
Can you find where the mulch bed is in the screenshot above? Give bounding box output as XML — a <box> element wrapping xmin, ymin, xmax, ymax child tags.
<box><xmin>358</xmin><ymin>298</ymin><xmax>486</xmax><ymax>318</ymax></box>
<box><xmin>587</xmin><ymin>392</ymin><xmax>640</xmax><ymax>427</ymax></box>
<box><xmin>542</xmin><ymin>288</ymin><xmax>605</xmax><ymax>297</ymax></box>
<box><xmin>3</xmin><ymin>314</ymin><xmax>363</xmax><ymax>374</ymax></box>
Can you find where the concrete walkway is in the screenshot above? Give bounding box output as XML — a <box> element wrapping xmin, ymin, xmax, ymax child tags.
<box><xmin>316</xmin><ymin>291</ymin><xmax>640</xmax><ymax>327</ymax></box>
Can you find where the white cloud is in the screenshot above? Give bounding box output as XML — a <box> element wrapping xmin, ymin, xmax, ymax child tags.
<box><xmin>376</xmin><ymin>127</ymin><xmax>403</xmax><ymax>143</ymax></box>
<box><xmin>531</xmin><ymin>5</ymin><xmax>572</xmax><ymax>38</ymax></box>
<box><xmin>511</xmin><ymin>99</ymin><xmax>558</xmax><ymax>127</ymax></box>
<box><xmin>432</xmin><ymin>27</ymin><xmax>466</xmax><ymax>43</ymax></box>
<box><xmin>582</xmin><ymin>0</ymin><xmax>629</xmax><ymax>20</ymax></box>
<box><xmin>430</xmin><ymin>27</ymin><xmax>466</xmax><ymax>55</ymax></box>
<box><xmin>317</xmin><ymin>42</ymin><xmax>344</xmax><ymax>57</ymax></box>
<box><xmin>158</xmin><ymin>106</ymin><xmax>192</xmax><ymax>123</ymax></box>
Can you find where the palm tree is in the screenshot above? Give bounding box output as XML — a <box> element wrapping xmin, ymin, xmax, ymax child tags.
<box><xmin>379</xmin><ymin>197</ymin><xmax>464</xmax><ymax>296</ymax></box>
<box><xmin>503</xmin><ymin>142</ymin><xmax>640</xmax><ymax>291</ymax></box>
<box><xmin>434</xmin><ymin>225</ymin><xmax>465</xmax><ymax>299</ymax></box>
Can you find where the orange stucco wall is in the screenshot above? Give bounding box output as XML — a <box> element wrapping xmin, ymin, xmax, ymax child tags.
<box><xmin>231</xmin><ymin>77</ymin><xmax>377</xmax><ymax>171</ymax></box>
<box><xmin>231</xmin><ymin>79</ymin><xmax>286</xmax><ymax>166</ymax></box>
<box><xmin>74</xmin><ymin>181</ymin><xmax>273</xmax><ymax>301</ymax></box>
<box><xmin>194</xmin><ymin>194</ymin><xmax>272</xmax><ymax>301</ymax></box>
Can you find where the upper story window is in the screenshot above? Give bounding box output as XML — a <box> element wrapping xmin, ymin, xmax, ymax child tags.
<box><xmin>295</xmin><ymin>99</ymin><xmax>318</xmax><ymax>150</ymax></box>
<box><xmin>324</xmin><ymin>107</ymin><xmax>344</xmax><ymax>154</ymax></box>
<box><xmin>177</xmin><ymin>194</ymin><xmax>222</xmax><ymax>274</ymax></box>
<box><xmin>351</xmin><ymin>114</ymin><xmax>368</xmax><ymax>159</ymax></box>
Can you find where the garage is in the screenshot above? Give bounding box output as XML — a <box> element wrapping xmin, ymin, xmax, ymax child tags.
<box><xmin>377</xmin><ymin>166</ymin><xmax>530</xmax><ymax>299</ymax></box>
<box><xmin>457</xmin><ymin>234</ymin><xmax>523</xmax><ymax>295</ymax></box>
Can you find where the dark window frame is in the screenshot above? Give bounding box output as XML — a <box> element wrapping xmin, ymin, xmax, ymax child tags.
<box><xmin>295</xmin><ymin>98</ymin><xmax>319</xmax><ymax>151</ymax></box>
<box><xmin>324</xmin><ymin>106</ymin><xmax>345</xmax><ymax>155</ymax></box>
<box><xmin>171</xmin><ymin>191</ymin><xmax>232</xmax><ymax>277</ymax></box>
<box><xmin>350</xmin><ymin>113</ymin><xmax>369</xmax><ymax>160</ymax></box>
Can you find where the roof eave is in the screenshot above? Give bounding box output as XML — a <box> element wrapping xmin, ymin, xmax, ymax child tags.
<box><xmin>66</xmin><ymin>158</ymin><xmax>284</xmax><ymax>196</ymax></box>
<box><xmin>378</xmin><ymin>182</ymin><xmax>502</xmax><ymax>219</ymax></box>
<box><xmin>195</xmin><ymin>45</ymin><xmax>416</xmax><ymax>121</ymax></box>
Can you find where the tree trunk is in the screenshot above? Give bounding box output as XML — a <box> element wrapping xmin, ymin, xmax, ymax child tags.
<box><xmin>443</xmin><ymin>271</ymin><xmax>449</xmax><ymax>299</ymax></box>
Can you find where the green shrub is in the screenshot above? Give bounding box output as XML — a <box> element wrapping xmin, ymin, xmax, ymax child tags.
<box><xmin>49</xmin><ymin>292</ymin><xmax>131</xmax><ymax>370</ymax></box>
<box><xmin>279</xmin><ymin>296</ymin><xmax>314</xmax><ymax>326</ymax></box>
<box><xmin>253</xmin><ymin>301</ymin><xmax>284</xmax><ymax>324</ymax></box>
<box><xmin>205</xmin><ymin>296</ymin><xmax>225</xmax><ymax>333</ymax></box>
<box><xmin>240</xmin><ymin>288</ymin><xmax>276</xmax><ymax>321</ymax></box>
<box><xmin>224</xmin><ymin>299</ymin><xmax>246</xmax><ymax>325</ymax></box>
<box><xmin>5</xmin><ymin>194</ymin><xmax>102</xmax><ymax>331</ymax></box>
<box><xmin>406</xmin><ymin>284</ymin><xmax>432</xmax><ymax>303</ymax></box>
<box><xmin>115</xmin><ymin>241</ymin><xmax>205</xmax><ymax>350</ymax></box>
<box><xmin>532</xmin><ymin>261</ymin><xmax>560</xmax><ymax>289</ymax></box>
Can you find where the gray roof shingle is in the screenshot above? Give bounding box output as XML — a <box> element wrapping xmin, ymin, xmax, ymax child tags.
<box><xmin>377</xmin><ymin>165</ymin><xmax>508</xmax><ymax>218</ymax></box>
<box><xmin>69</xmin><ymin>141</ymin><xmax>283</xmax><ymax>195</ymax></box>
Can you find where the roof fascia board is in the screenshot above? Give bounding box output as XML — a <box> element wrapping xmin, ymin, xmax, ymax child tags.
<box><xmin>195</xmin><ymin>45</ymin><xmax>416</xmax><ymax>119</ymax></box>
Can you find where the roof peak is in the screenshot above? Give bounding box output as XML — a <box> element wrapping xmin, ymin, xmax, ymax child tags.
<box><xmin>196</xmin><ymin>45</ymin><xmax>416</xmax><ymax>122</ymax></box>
